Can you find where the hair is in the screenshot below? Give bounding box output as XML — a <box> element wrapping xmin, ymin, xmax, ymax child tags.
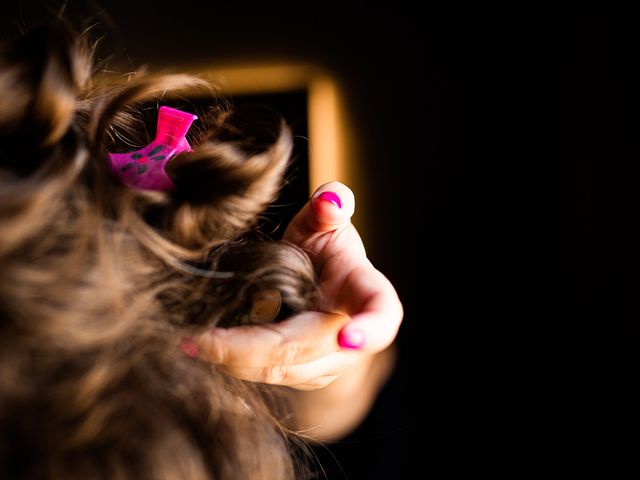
<box><xmin>0</xmin><ymin>20</ymin><xmax>317</xmax><ymax>479</ymax></box>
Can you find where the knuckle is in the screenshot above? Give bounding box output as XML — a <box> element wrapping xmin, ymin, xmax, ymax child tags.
<box><xmin>201</xmin><ymin>333</ymin><xmax>228</xmax><ymax>364</ymax></box>
<box><xmin>275</xmin><ymin>338</ymin><xmax>300</xmax><ymax>365</ymax></box>
<box><xmin>263</xmin><ymin>365</ymin><xmax>288</xmax><ymax>384</ymax></box>
<box><xmin>213</xmin><ymin>338</ymin><xmax>228</xmax><ymax>364</ymax></box>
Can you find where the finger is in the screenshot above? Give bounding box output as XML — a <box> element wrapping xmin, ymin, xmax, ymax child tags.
<box><xmin>283</xmin><ymin>181</ymin><xmax>356</xmax><ymax>248</ymax></box>
<box><xmin>337</xmin><ymin>267</ymin><xmax>404</xmax><ymax>353</ymax></box>
<box><xmin>194</xmin><ymin>312</ymin><xmax>350</xmax><ymax>367</ymax></box>
<box><xmin>218</xmin><ymin>351</ymin><xmax>359</xmax><ymax>386</ymax></box>
<box><xmin>288</xmin><ymin>375</ymin><xmax>340</xmax><ymax>391</ymax></box>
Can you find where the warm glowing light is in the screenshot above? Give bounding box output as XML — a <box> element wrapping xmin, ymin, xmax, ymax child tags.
<box><xmin>197</xmin><ymin>64</ymin><xmax>352</xmax><ymax>193</ymax></box>
<box><xmin>201</xmin><ymin>64</ymin><xmax>313</xmax><ymax>94</ymax></box>
<box><xmin>308</xmin><ymin>75</ymin><xmax>343</xmax><ymax>190</ymax></box>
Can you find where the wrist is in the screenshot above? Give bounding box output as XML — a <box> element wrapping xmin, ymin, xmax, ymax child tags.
<box><xmin>289</xmin><ymin>345</ymin><xmax>397</xmax><ymax>442</ymax></box>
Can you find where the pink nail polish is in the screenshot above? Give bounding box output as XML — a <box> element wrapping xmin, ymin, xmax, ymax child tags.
<box><xmin>178</xmin><ymin>337</ymin><xmax>199</xmax><ymax>358</ymax></box>
<box><xmin>317</xmin><ymin>191</ymin><xmax>342</xmax><ymax>209</ymax></box>
<box><xmin>338</xmin><ymin>328</ymin><xmax>365</xmax><ymax>349</ymax></box>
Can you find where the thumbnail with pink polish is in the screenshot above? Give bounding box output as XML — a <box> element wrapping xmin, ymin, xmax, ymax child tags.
<box><xmin>317</xmin><ymin>191</ymin><xmax>342</xmax><ymax>208</ymax></box>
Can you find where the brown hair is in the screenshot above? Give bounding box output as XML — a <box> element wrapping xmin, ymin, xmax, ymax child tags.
<box><xmin>0</xmin><ymin>20</ymin><xmax>316</xmax><ymax>479</ymax></box>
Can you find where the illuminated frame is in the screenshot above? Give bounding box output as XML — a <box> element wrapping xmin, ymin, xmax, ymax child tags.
<box><xmin>198</xmin><ymin>64</ymin><xmax>355</xmax><ymax>195</ymax></box>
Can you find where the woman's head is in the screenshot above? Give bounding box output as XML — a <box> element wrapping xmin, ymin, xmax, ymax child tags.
<box><xmin>0</xmin><ymin>20</ymin><xmax>315</xmax><ymax>479</ymax></box>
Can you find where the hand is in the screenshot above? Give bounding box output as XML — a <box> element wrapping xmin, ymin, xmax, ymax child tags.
<box><xmin>189</xmin><ymin>181</ymin><xmax>403</xmax><ymax>390</ymax></box>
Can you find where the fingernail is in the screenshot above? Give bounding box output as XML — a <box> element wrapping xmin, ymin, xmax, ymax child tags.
<box><xmin>338</xmin><ymin>328</ymin><xmax>365</xmax><ymax>349</ymax></box>
<box><xmin>317</xmin><ymin>191</ymin><xmax>342</xmax><ymax>209</ymax></box>
<box><xmin>178</xmin><ymin>337</ymin><xmax>199</xmax><ymax>358</ymax></box>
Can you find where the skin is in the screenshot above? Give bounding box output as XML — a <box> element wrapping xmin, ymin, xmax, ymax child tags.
<box><xmin>193</xmin><ymin>181</ymin><xmax>404</xmax><ymax>441</ymax></box>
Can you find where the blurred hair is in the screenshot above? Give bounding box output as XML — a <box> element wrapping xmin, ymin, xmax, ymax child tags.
<box><xmin>0</xmin><ymin>20</ymin><xmax>316</xmax><ymax>479</ymax></box>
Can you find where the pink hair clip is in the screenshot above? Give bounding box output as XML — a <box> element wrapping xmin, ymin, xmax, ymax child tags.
<box><xmin>108</xmin><ymin>106</ymin><xmax>198</xmax><ymax>191</ymax></box>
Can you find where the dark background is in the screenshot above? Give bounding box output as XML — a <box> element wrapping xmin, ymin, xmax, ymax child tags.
<box><xmin>1</xmin><ymin>1</ymin><xmax>636</xmax><ymax>478</ymax></box>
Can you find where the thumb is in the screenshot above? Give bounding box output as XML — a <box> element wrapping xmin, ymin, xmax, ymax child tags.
<box><xmin>283</xmin><ymin>181</ymin><xmax>356</xmax><ymax>247</ymax></box>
